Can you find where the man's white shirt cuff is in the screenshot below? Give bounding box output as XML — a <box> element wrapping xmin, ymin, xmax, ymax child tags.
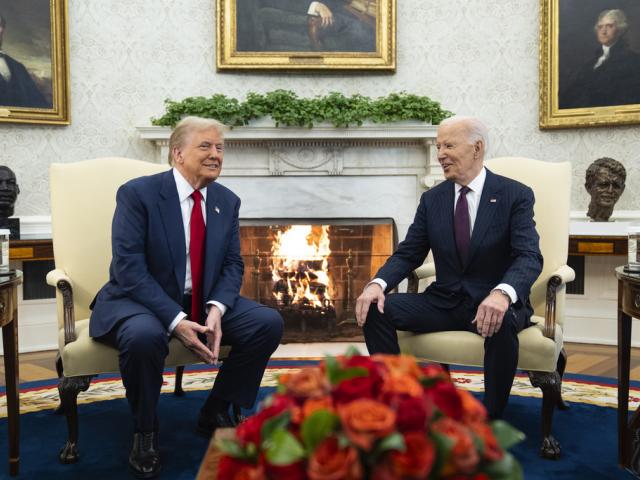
<box><xmin>208</xmin><ymin>301</ymin><xmax>227</xmax><ymax>316</ymax></box>
<box><xmin>168</xmin><ymin>312</ymin><xmax>187</xmax><ymax>335</ymax></box>
<box><xmin>494</xmin><ymin>283</ymin><xmax>517</xmax><ymax>304</ymax></box>
<box><xmin>308</xmin><ymin>1</ymin><xmax>321</xmax><ymax>15</ymax></box>
<box><xmin>370</xmin><ymin>278</ymin><xmax>387</xmax><ymax>292</ymax></box>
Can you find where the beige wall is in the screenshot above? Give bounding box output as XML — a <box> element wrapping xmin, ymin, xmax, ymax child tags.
<box><xmin>0</xmin><ymin>0</ymin><xmax>638</xmax><ymax>217</ymax></box>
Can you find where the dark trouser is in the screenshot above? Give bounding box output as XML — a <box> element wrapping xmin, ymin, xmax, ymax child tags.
<box><xmin>96</xmin><ymin>296</ymin><xmax>283</xmax><ymax>432</ymax></box>
<box><xmin>363</xmin><ymin>292</ymin><xmax>529</xmax><ymax>419</ymax></box>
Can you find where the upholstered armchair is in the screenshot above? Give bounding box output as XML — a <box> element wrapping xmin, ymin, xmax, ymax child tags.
<box><xmin>47</xmin><ymin>158</ymin><xmax>230</xmax><ymax>463</ymax></box>
<box><xmin>399</xmin><ymin>157</ymin><xmax>575</xmax><ymax>459</ymax></box>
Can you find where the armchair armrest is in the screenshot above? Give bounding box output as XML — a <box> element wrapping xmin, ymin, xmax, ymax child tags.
<box><xmin>544</xmin><ymin>265</ymin><xmax>575</xmax><ymax>340</ymax></box>
<box><xmin>407</xmin><ymin>263</ymin><xmax>436</xmax><ymax>293</ymax></box>
<box><xmin>46</xmin><ymin>268</ymin><xmax>77</xmax><ymax>345</ymax></box>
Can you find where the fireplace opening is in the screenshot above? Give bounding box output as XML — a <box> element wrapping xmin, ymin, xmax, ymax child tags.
<box><xmin>239</xmin><ymin>219</ymin><xmax>396</xmax><ymax>342</ymax></box>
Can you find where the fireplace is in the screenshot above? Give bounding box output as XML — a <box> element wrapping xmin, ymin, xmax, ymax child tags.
<box><xmin>239</xmin><ymin>219</ymin><xmax>396</xmax><ymax>342</ymax></box>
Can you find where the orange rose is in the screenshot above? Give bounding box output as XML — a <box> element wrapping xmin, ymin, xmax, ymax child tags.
<box><xmin>373</xmin><ymin>354</ymin><xmax>423</xmax><ymax>380</ymax></box>
<box><xmin>432</xmin><ymin>417</ymin><xmax>479</xmax><ymax>475</ymax></box>
<box><xmin>338</xmin><ymin>399</ymin><xmax>396</xmax><ymax>451</ymax></box>
<box><xmin>307</xmin><ymin>437</ymin><xmax>363</xmax><ymax>480</ymax></box>
<box><xmin>282</xmin><ymin>367</ymin><xmax>329</xmax><ymax>399</ymax></box>
<box><xmin>468</xmin><ymin>421</ymin><xmax>503</xmax><ymax>462</ymax></box>
<box><xmin>381</xmin><ymin>375</ymin><xmax>424</xmax><ymax>398</ymax></box>
<box><xmin>302</xmin><ymin>396</ymin><xmax>334</xmax><ymax>420</ymax></box>
<box><xmin>457</xmin><ymin>389</ymin><xmax>487</xmax><ymax>424</ymax></box>
<box><xmin>387</xmin><ymin>431</ymin><xmax>435</xmax><ymax>478</ymax></box>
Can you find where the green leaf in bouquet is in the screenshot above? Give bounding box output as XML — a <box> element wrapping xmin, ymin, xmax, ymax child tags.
<box><xmin>261</xmin><ymin>410</ymin><xmax>291</xmax><ymax>445</ymax></box>
<box><xmin>325</xmin><ymin>354</ymin><xmax>369</xmax><ymax>385</ymax></box>
<box><xmin>483</xmin><ymin>452</ymin><xmax>524</xmax><ymax>480</ymax></box>
<box><xmin>337</xmin><ymin>433</ymin><xmax>351</xmax><ymax>449</ymax></box>
<box><xmin>491</xmin><ymin>420</ymin><xmax>526</xmax><ymax>450</ymax></box>
<box><xmin>430</xmin><ymin>431</ymin><xmax>455</xmax><ymax>477</ymax></box>
<box><xmin>375</xmin><ymin>432</ymin><xmax>406</xmax><ymax>455</ymax></box>
<box><xmin>301</xmin><ymin>409</ymin><xmax>339</xmax><ymax>452</ymax></box>
<box><xmin>216</xmin><ymin>438</ymin><xmax>256</xmax><ymax>461</ymax></box>
<box><xmin>265</xmin><ymin>430</ymin><xmax>306</xmax><ymax>466</ymax></box>
<box><xmin>344</xmin><ymin>345</ymin><xmax>362</xmax><ymax>357</ymax></box>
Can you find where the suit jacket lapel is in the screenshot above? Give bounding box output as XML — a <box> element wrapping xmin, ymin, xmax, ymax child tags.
<box><xmin>466</xmin><ymin>169</ymin><xmax>501</xmax><ymax>265</ymax></box>
<box><xmin>203</xmin><ymin>184</ymin><xmax>222</xmax><ymax>297</ymax></box>
<box><xmin>159</xmin><ymin>171</ymin><xmax>186</xmax><ymax>291</ymax></box>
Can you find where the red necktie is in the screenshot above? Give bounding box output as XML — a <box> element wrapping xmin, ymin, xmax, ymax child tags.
<box><xmin>190</xmin><ymin>190</ymin><xmax>205</xmax><ymax>323</ymax></box>
<box><xmin>454</xmin><ymin>186</ymin><xmax>471</xmax><ymax>263</ymax></box>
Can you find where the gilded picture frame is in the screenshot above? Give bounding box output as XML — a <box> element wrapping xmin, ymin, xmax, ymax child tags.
<box><xmin>216</xmin><ymin>0</ymin><xmax>395</xmax><ymax>71</ymax></box>
<box><xmin>540</xmin><ymin>0</ymin><xmax>640</xmax><ymax>129</ymax></box>
<box><xmin>0</xmin><ymin>0</ymin><xmax>70</xmax><ymax>125</ymax></box>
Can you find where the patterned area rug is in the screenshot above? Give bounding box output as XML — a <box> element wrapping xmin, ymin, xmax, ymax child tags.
<box><xmin>3</xmin><ymin>359</ymin><xmax>635</xmax><ymax>417</ymax></box>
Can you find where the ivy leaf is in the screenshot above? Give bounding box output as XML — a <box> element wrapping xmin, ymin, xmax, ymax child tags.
<box><xmin>430</xmin><ymin>432</ymin><xmax>455</xmax><ymax>477</ymax></box>
<box><xmin>216</xmin><ymin>439</ymin><xmax>255</xmax><ymax>461</ymax></box>
<box><xmin>491</xmin><ymin>420</ymin><xmax>526</xmax><ymax>450</ymax></box>
<box><xmin>264</xmin><ymin>430</ymin><xmax>306</xmax><ymax>466</ymax></box>
<box><xmin>301</xmin><ymin>409</ymin><xmax>339</xmax><ymax>452</ymax></box>
<box><xmin>261</xmin><ymin>410</ymin><xmax>291</xmax><ymax>445</ymax></box>
<box><xmin>375</xmin><ymin>432</ymin><xmax>405</xmax><ymax>456</ymax></box>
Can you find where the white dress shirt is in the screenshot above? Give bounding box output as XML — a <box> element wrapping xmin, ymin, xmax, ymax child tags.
<box><xmin>372</xmin><ymin>167</ymin><xmax>518</xmax><ymax>304</ymax></box>
<box><xmin>167</xmin><ymin>169</ymin><xmax>227</xmax><ymax>334</ymax></box>
<box><xmin>0</xmin><ymin>51</ymin><xmax>12</xmax><ymax>81</ymax></box>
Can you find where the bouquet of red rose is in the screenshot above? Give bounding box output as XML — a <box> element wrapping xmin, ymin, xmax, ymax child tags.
<box><xmin>216</xmin><ymin>349</ymin><xmax>524</xmax><ymax>479</ymax></box>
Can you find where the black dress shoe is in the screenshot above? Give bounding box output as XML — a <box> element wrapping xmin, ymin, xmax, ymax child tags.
<box><xmin>129</xmin><ymin>432</ymin><xmax>161</xmax><ymax>479</ymax></box>
<box><xmin>196</xmin><ymin>409</ymin><xmax>237</xmax><ymax>437</ymax></box>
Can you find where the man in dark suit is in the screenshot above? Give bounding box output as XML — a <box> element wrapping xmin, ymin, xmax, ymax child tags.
<box><xmin>355</xmin><ymin>116</ymin><xmax>543</xmax><ymax>419</ymax></box>
<box><xmin>0</xmin><ymin>13</ymin><xmax>49</xmax><ymax>108</ymax></box>
<box><xmin>90</xmin><ymin>116</ymin><xmax>283</xmax><ymax>478</ymax></box>
<box><xmin>560</xmin><ymin>9</ymin><xmax>640</xmax><ymax>109</ymax></box>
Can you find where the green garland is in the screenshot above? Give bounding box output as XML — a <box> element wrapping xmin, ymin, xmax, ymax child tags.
<box><xmin>151</xmin><ymin>90</ymin><xmax>451</xmax><ymax>128</ymax></box>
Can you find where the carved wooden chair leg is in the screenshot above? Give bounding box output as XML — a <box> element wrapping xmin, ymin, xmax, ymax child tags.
<box><xmin>556</xmin><ymin>348</ymin><xmax>570</xmax><ymax>410</ymax></box>
<box><xmin>528</xmin><ymin>370</ymin><xmax>561</xmax><ymax>460</ymax></box>
<box><xmin>174</xmin><ymin>366</ymin><xmax>185</xmax><ymax>397</ymax></box>
<box><xmin>58</xmin><ymin>375</ymin><xmax>93</xmax><ymax>464</ymax></box>
<box><xmin>54</xmin><ymin>356</ymin><xmax>65</xmax><ymax>415</ymax></box>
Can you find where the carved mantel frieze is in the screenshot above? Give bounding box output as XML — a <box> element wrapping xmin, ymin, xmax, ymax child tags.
<box><xmin>136</xmin><ymin>122</ymin><xmax>441</xmax><ymax>188</ymax></box>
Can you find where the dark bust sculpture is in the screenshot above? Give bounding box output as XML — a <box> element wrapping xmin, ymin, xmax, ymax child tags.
<box><xmin>0</xmin><ymin>166</ymin><xmax>19</xmax><ymax>219</ymax></box>
<box><xmin>584</xmin><ymin>157</ymin><xmax>626</xmax><ymax>222</ymax></box>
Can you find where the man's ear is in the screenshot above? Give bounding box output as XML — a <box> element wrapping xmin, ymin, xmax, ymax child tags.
<box><xmin>172</xmin><ymin>146</ymin><xmax>182</xmax><ymax>164</ymax></box>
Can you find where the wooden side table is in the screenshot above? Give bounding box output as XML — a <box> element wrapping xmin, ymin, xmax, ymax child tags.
<box><xmin>616</xmin><ymin>266</ymin><xmax>640</xmax><ymax>474</ymax></box>
<box><xmin>0</xmin><ymin>271</ymin><xmax>22</xmax><ymax>476</ymax></box>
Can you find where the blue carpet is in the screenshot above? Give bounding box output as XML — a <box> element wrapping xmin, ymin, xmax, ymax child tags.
<box><xmin>0</xmin><ymin>366</ymin><xmax>635</xmax><ymax>479</ymax></box>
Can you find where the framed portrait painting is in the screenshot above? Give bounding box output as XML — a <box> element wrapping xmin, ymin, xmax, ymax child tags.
<box><xmin>540</xmin><ymin>0</ymin><xmax>640</xmax><ymax>129</ymax></box>
<box><xmin>0</xmin><ymin>0</ymin><xmax>69</xmax><ymax>125</ymax></box>
<box><xmin>216</xmin><ymin>0</ymin><xmax>396</xmax><ymax>70</ymax></box>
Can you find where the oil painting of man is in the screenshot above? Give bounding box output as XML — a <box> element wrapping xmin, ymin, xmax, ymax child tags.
<box><xmin>0</xmin><ymin>1</ymin><xmax>52</xmax><ymax>110</ymax></box>
<box><xmin>559</xmin><ymin>2</ymin><xmax>640</xmax><ymax>109</ymax></box>
<box><xmin>235</xmin><ymin>0</ymin><xmax>376</xmax><ymax>52</ymax></box>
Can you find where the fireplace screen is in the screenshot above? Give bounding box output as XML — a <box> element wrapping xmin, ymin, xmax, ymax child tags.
<box><xmin>239</xmin><ymin>219</ymin><xmax>395</xmax><ymax>342</ymax></box>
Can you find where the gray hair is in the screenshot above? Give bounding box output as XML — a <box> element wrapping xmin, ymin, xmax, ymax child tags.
<box><xmin>167</xmin><ymin>116</ymin><xmax>228</xmax><ymax>165</ymax></box>
<box><xmin>439</xmin><ymin>115</ymin><xmax>489</xmax><ymax>153</ymax></box>
<box><xmin>595</xmin><ymin>9</ymin><xmax>628</xmax><ymax>37</ymax></box>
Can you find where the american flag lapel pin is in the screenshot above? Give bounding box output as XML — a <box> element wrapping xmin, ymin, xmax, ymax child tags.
<box><xmin>215</xmin><ymin>206</ymin><xmax>220</xmax><ymax>214</ymax></box>
<box><xmin>490</xmin><ymin>198</ymin><xmax>497</xmax><ymax>203</ymax></box>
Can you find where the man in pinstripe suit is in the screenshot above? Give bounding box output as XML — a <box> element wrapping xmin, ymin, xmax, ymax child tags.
<box><xmin>355</xmin><ymin>116</ymin><xmax>543</xmax><ymax>419</ymax></box>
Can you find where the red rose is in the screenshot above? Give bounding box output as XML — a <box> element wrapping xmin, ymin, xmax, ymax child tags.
<box><xmin>394</xmin><ymin>395</ymin><xmax>430</xmax><ymax>433</ymax></box>
<box><xmin>262</xmin><ymin>459</ymin><xmax>306</xmax><ymax>480</ymax></box>
<box><xmin>344</xmin><ymin>355</ymin><xmax>387</xmax><ymax>395</ymax></box>
<box><xmin>307</xmin><ymin>437</ymin><xmax>363</xmax><ymax>480</ymax></box>
<box><xmin>425</xmin><ymin>381</ymin><xmax>464</xmax><ymax>420</ymax></box>
<box><xmin>468</xmin><ymin>421</ymin><xmax>503</xmax><ymax>462</ymax></box>
<box><xmin>387</xmin><ymin>431</ymin><xmax>436</xmax><ymax>478</ymax></box>
<box><xmin>332</xmin><ymin>375</ymin><xmax>375</xmax><ymax>405</ymax></box>
<box><xmin>217</xmin><ymin>455</ymin><xmax>264</xmax><ymax>480</ymax></box>
<box><xmin>236</xmin><ymin>394</ymin><xmax>293</xmax><ymax>446</ymax></box>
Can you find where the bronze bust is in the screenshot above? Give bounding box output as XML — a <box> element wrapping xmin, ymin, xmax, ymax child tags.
<box><xmin>584</xmin><ymin>157</ymin><xmax>626</xmax><ymax>222</ymax></box>
<box><xmin>0</xmin><ymin>166</ymin><xmax>20</xmax><ymax>219</ymax></box>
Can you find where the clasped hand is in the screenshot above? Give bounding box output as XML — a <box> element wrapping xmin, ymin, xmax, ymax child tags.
<box><xmin>173</xmin><ymin>306</ymin><xmax>223</xmax><ymax>365</ymax></box>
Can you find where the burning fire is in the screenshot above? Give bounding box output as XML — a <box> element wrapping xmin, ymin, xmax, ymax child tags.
<box><xmin>271</xmin><ymin>225</ymin><xmax>333</xmax><ymax>309</ymax></box>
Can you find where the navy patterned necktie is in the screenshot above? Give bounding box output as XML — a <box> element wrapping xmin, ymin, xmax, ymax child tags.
<box><xmin>454</xmin><ymin>186</ymin><xmax>471</xmax><ymax>262</ymax></box>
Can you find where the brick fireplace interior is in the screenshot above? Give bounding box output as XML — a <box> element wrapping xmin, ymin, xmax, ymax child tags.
<box><xmin>239</xmin><ymin>219</ymin><xmax>396</xmax><ymax>342</ymax></box>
